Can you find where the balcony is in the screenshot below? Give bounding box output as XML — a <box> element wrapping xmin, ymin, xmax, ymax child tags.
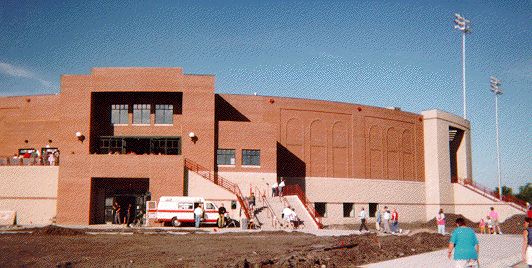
<box><xmin>94</xmin><ymin>136</ymin><xmax>181</xmax><ymax>155</ymax></box>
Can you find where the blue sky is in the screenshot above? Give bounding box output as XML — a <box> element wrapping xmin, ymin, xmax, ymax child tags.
<box><xmin>0</xmin><ymin>1</ymin><xmax>530</xmax><ymax>191</ymax></box>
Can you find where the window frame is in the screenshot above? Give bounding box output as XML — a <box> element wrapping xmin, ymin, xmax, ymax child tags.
<box><xmin>155</xmin><ymin>104</ymin><xmax>174</xmax><ymax>125</ymax></box>
<box><xmin>133</xmin><ymin>104</ymin><xmax>151</xmax><ymax>125</ymax></box>
<box><xmin>111</xmin><ymin>104</ymin><xmax>129</xmax><ymax>125</ymax></box>
<box><xmin>343</xmin><ymin>203</ymin><xmax>356</xmax><ymax>218</ymax></box>
<box><xmin>242</xmin><ymin>149</ymin><xmax>260</xmax><ymax>166</ymax></box>
<box><xmin>217</xmin><ymin>149</ymin><xmax>236</xmax><ymax>166</ymax></box>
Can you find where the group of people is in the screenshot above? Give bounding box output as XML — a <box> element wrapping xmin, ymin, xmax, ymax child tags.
<box><xmin>112</xmin><ymin>202</ymin><xmax>134</xmax><ymax>226</ymax></box>
<box><xmin>271</xmin><ymin>178</ymin><xmax>286</xmax><ymax>197</ymax></box>
<box><xmin>478</xmin><ymin>207</ymin><xmax>503</xmax><ymax>234</ymax></box>
<box><xmin>281</xmin><ymin>206</ymin><xmax>300</xmax><ymax>229</ymax></box>
<box><xmin>375</xmin><ymin>206</ymin><xmax>400</xmax><ymax>234</ymax></box>
<box><xmin>8</xmin><ymin>149</ymin><xmax>59</xmax><ymax>166</ymax></box>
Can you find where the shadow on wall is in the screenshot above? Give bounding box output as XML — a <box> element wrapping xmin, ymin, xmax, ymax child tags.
<box><xmin>215</xmin><ymin>95</ymin><xmax>250</xmax><ymax>122</ymax></box>
<box><xmin>277</xmin><ymin>142</ymin><xmax>306</xmax><ymax>178</ymax></box>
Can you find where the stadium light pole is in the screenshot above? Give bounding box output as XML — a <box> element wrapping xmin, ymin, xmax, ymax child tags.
<box><xmin>453</xmin><ymin>13</ymin><xmax>471</xmax><ymax>119</ymax></box>
<box><xmin>490</xmin><ymin>76</ymin><xmax>503</xmax><ymax>200</ymax></box>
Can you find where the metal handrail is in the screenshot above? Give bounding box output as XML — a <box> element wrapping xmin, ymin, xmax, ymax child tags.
<box><xmin>457</xmin><ymin>178</ymin><xmax>527</xmax><ymax>211</ymax></box>
<box><xmin>184</xmin><ymin>158</ymin><xmax>251</xmax><ymax>219</ymax></box>
<box><xmin>283</xmin><ymin>184</ymin><xmax>323</xmax><ymax>229</ymax></box>
<box><xmin>254</xmin><ymin>186</ymin><xmax>283</xmax><ymax>228</ymax></box>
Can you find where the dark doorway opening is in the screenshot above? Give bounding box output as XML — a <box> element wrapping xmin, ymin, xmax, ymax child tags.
<box><xmin>90</xmin><ymin>178</ymin><xmax>149</xmax><ymax>224</ymax></box>
<box><xmin>449</xmin><ymin>127</ymin><xmax>464</xmax><ymax>183</ymax></box>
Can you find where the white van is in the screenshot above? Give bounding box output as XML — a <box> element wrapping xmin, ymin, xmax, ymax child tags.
<box><xmin>152</xmin><ymin>196</ymin><xmax>219</xmax><ymax>227</ymax></box>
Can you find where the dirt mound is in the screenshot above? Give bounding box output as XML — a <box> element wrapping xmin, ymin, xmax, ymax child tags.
<box><xmin>500</xmin><ymin>214</ymin><xmax>526</xmax><ymax>234</ymax></box>
<box><xmin>263</xmin><ymin>232</ymin><xmax>449</xmax><ymax>267</ymax></box>
<box><xmin>425</xmin><ymin>213</ymin><xmax>477</xmax><ymax>229</ymax></box>
<box><xmin>30</xmin><ymin>225</ymin><xmax>85</xmax><ymax>236</ymax></box>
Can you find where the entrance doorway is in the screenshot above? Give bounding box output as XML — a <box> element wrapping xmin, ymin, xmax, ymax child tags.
<box><xmin>90</xmin><ymin>178</ymin><xmax>149</xmax><ymax>224</ymax></box>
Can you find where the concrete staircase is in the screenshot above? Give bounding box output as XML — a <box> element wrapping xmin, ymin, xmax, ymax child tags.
<box><xmin>252</xmin><ymin>193</ymin><xmax>320</xmax><ymax>231</ymax></box>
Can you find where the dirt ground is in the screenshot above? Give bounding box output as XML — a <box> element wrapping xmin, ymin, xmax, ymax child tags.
<box><xmin>0</xmin><ymin>226</ymin><xmax>449</xmax><ymax>267</ymax></box>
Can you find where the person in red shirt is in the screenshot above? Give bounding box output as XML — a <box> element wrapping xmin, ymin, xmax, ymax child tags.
<box><xmin>391</xmin><ymin>208</ymin><xmax>400</xmax><ymax>234</ymax></box>
<box><xmin>527</xmin><ymin>203</ymin><xmax>532</xmax><ymax>219</ymax></box>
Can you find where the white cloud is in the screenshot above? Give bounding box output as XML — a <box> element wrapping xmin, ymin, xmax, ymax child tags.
<box><xmin>0</xmin><ymin>62</ymin><xmax>56</xmax><ymax>89</ymax></box>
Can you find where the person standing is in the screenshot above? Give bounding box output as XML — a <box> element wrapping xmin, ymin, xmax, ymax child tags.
<box><xmin>479</xmin><ymin>218</ymin><xmax>486</xmax><ymax>234</ymax></box>
<box><xmin>194</xmin><ymin>204</ymin><xmax>204</xmax><ymax>228</ymax></box>
<box><xmin>437</xmin><ymin>208</ymin><xmax>446</xmax><ymax>234</ymax></box>
<box><xmin>48</xmin><ymin>152</ymin><xmax>55</xmax><ymax>166</ymax></box>
<box><xmin>522</xmin><ymin>217</ymin><xmax>531</xmax><ymax>267</ymax></box>
<box><xmin>113</xmin><ymin>201</ymin><xmax>121</xmax><ymax>225</ymax></box>
<box><xmin>249</xmin><ymin>193</ymin><xmax>256</xmax><ymax>212</ymax></box>
<box><xmin>218</xmin><ymin>203</ymin><xmax>227</xmax><ymax>228</ymax></box>
<box><xmin>488</xmin><ymin>207</ymin><xmax>503</xmax><ymax>234</ymax></box>
<box><xmin>448</xmin><ymin>217</ymin><xmax>479</xmax><ymax>268</ymax></box>
<box><xmin>375</xmin><ymin>206</ymin><xmax>382</xmax><ymax>231</ymax></box>
<box><xmin>125</xmin><ymin>204</ymin><xmax>133</xmax><ymax>226</ymax></box>
<box><xmin>383</xmin><ymin>206</ymin><xmax>391</xmax><ymax>234</ymax></box>
<box><xmin>359</xmin><ymin>208</ymin><xmax>369</xmax><ymax>232</ymax></box>
<box><xmin>278</xmin><ymin>178</ymin><xmax>285</xmax><ymax>197</ymax></box>
<box><xmin>271</xmin><ymin>181</ymin><xmax>278</xmax><ymax>197</ymax></box>
<box><xmin>391</xmin><ymin>208</ymin><xmax>399</xmax><ymax>234</ymax></box>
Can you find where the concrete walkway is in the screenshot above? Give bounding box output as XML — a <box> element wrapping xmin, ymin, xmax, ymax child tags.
<box><xmin>362</xmin><ymin>234</ymin><xmax>523</xmax><ymax>268</ymax></box>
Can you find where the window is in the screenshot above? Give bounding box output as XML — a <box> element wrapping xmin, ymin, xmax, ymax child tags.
<box><xmin>242</xmin><ymin>149</ymin><xmax>260</xmax><ymax>166</ymax></box>
<box><xmin>369</xmin><ymin>203</ymin><xmax>378</xmax><ymax>217</ymax></box>
<box><xmin>315</xmin><ymin>202</ymin><xmax>327</xmax><ymax>218</ymax></box>
<box><xmin>205</xmin><ymin>203</ymin><xmax>216</xmax><ymax>210</ymax></box>
<box><xmin>111</xmin><ymin>104</ymin><xmax>128</xmax><ymax>124</ymax></box>
<box><xmin>155</xmin><ymin>104</ymin><xmax>173</xmax><ymax>124</ymax></box>
<box><xmin>343</xmin><ymin>203</ymin><xmax>356</xmax><ymax>218</ymax></box>
<box><xmin>133</xmin><ymin>104</ymin><xmax>151</xmax><ymax>124</ymax></box>
<box><xmin>178</xmin><ymin>202</ymin><xmax>193</xmax><ymax>210</ymax></box>
<box><xmin>151</xmin><ymin>138</ymin><xmax>181</xmax><ymax>155</ymax></box>
<box><xmin>217</xmin><ymin>149</ymin><xmax>235</xmax><ymax>165</ymax></box>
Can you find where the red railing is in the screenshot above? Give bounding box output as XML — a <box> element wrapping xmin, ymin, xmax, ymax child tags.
<box><xmin>184</xmin><ymin>159</ymin><xmax>251</xmax><ymax>219</ymax></box>
<box><xmin>283</xmin><ymin>184</ymin><xmax>323</xmax><ymax>229</ymax></box>
<box><xmin>457</xmin><ymin>178</ymin><xmax>527</xmax><ymax>211</ymax></box>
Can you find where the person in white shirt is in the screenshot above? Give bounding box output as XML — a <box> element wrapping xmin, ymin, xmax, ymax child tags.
<box><xmin>194</xmin><ymin>204</ymin><xmax>204</xmax><ymax>228</ymax></box>
<box><xmin>282</xmin><ymin>206</ymin><xmax>292</xmax><ymax>227</ymax></box>
<box><xmin>383</xmin><ymin>206</ymin><xmax>391</xmax><ymax>233</ymax></box>
<box><xmin>278</xmin><ymin>178</ymin><xmax>286</xmax><ymax>197</ymax></box>
<box><xmin>271</xmin><ymin>182</ymin><xmax>278</xmax><ymax>197</ymax></box>
<box><xmin>359</xmin><ymin>208</ymin><xmax>368</xmax><ymax>232</ymax></box>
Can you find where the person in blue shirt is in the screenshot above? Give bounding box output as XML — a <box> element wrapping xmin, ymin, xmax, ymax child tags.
<box><xmin>448</xmin><ymin>217</ymin><xmax>479</xmax><ymax>268</ymax></box>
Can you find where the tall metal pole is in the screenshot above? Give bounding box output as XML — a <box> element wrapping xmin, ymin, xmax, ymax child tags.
<box><xmin>462</xmin><ymin>32</ymin><xmax>467</xmax><ymax>119</ymax></box>
<box><xmin>495</xmin><ymin>92</ymin><xmax>502</xmax><ymax>200</ymax></box>
<box><xmin>454</xmin><ymin>13</ymin><xmax>471</xmax><ymax>119</ymax></box>
<box><xmin>490</xmin><ymin>76</ymin><xmax>503</xmax><ymax>200</ymax></box>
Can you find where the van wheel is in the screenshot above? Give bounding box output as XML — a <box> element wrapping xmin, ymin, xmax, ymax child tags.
<box><xmin>171</xmin><ymin>217</ymin><xmax>181</xmax><ymax>227</ymax></box>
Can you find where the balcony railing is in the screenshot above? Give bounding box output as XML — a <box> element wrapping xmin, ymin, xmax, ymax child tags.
<box><xmin>0</xmin><ymin>156</ymin><xmax>59</xmax><ymax>166</ymax></box>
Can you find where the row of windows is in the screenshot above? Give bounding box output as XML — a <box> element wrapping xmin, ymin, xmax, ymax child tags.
<box><xmin>217</xmin><ymin>149</ymin><xmax>260</xmax><ymax>166</ymax></box>
<box><xmin>315</xmin><ymin>202</ymin><xmax>379</xmax><ymax>218</ymax></box>
<box><xmin>111</xmin><ymin>104</ymin><xmax>173</xmax><ymax>125</ymax></box>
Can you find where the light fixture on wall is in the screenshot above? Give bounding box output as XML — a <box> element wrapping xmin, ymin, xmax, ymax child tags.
<box><xmin>188</xmin><ymin>132</ymin><xmax>197</xmax><ymax>144</ymax></box>
<box><xmin>75</xmin><ymin>132</ymin><xmax>85</xmax><ymax>143</ymax></box>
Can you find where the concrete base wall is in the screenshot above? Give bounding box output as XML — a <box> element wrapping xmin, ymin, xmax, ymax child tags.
<box><xmin>288</xmin><ymin>177</ymin><xmax>427</xmax><ymax>224</ymax></box>
<box><xmin>0</xmin><ymin>166</ymin><xmax>58</xmax><ymax>225</ymax></box>
<box><xmin>453</xmin><ymin>183</ymin><xmax>524</xmax><ymax>222</ymax></box>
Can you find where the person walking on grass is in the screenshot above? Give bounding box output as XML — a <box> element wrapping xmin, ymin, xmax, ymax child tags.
<box><xmin>437</xmin><ymin>208</ymin><xmax>446</xmax><ymax>234</ymax></box>
<box><xmin>448</xmin><ymin>217</ymin><xmax>479</xmax><ymax>268</ymax></box>
<box><xmin>359</xmin><ymin>208</ymin><xmax>369</xmax><ymax>232</ymax></box>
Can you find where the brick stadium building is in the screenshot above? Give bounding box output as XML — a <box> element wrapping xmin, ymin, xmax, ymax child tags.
<box><xmin>0</xmin><ymin>67</ymin><xmax>525</xmax><ymax>227</ymax></box>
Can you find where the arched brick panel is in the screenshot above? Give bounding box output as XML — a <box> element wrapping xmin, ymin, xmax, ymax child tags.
<box><xmin>387</xmin><ymin>127</ymin><xmax>401</xmax><ymax>179</ymax></box>
<box><xmin>402</xmin><ymin>129</ymin><xmax>414</xmax><ymax>179</ymax></box>
<box><xmin>310</xmin><ymin>119</ymin><xmax>327</xmax><ymax>177</ymax></box>
<box><xmin>369</xmin><ymin>125</ymin><xmax>383</xmax><ymax>178</ymax></box>
<box><xmin>332</xmin><ymin>121</ymin><xmax>348</xmax><ymax>177</ymax></box>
